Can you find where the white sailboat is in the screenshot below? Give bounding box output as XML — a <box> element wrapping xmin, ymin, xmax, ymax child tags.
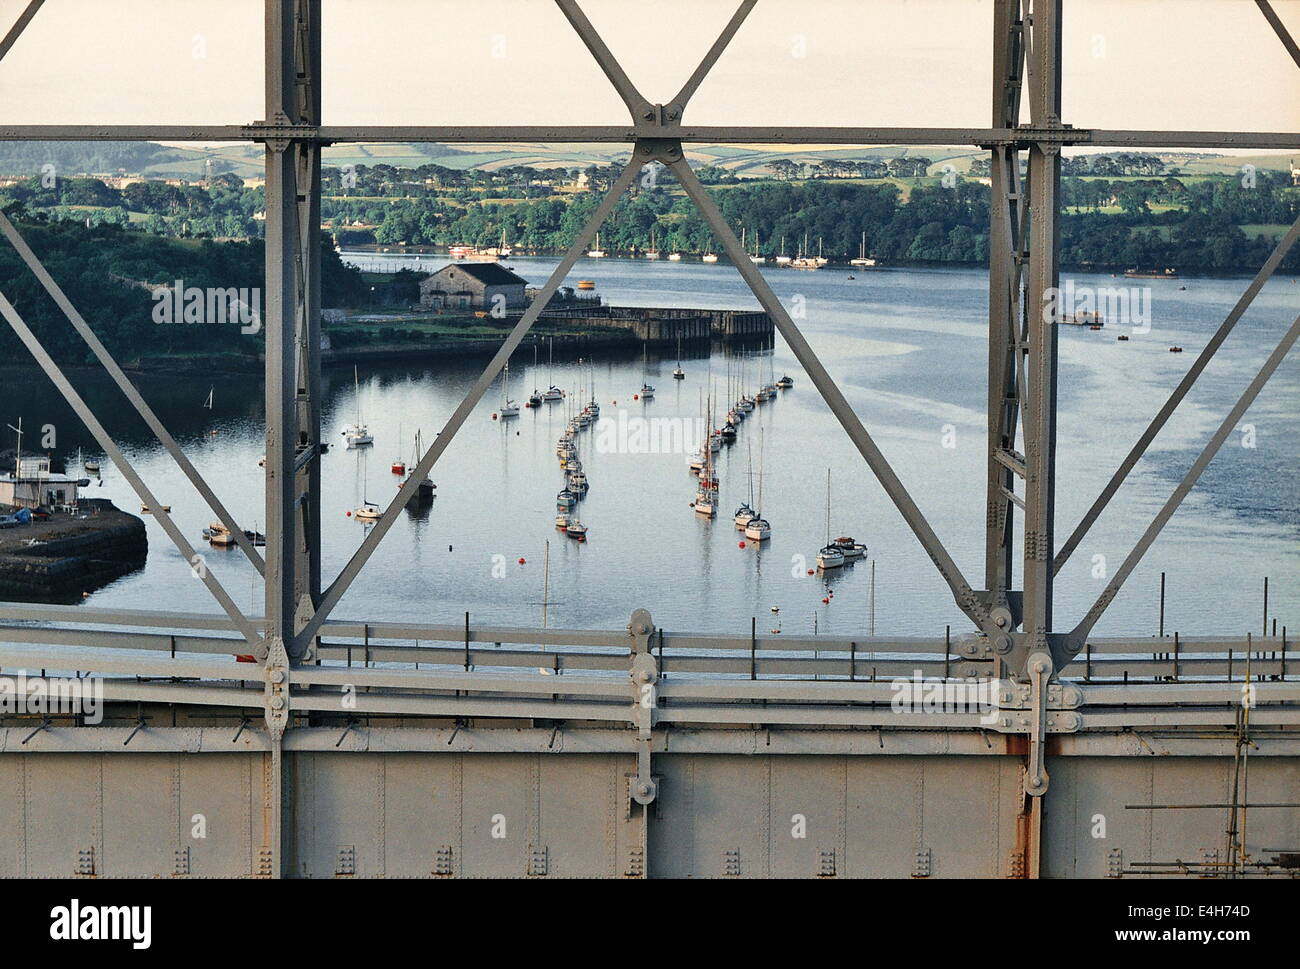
<box><xmin>775</xmin><ymin>234</ymin><xmax>791</xmax><ymax>265</ymax></box>
<box><xmin>743</xmin><ymin>430</ymin><xmax>770</xmax><ymax>541</ymax></box>
<box><xmin>499</xmin><ymin>359</ymin><xmax>519</xmax><ymax>418</ymax></box>
<box><xmin>542</xmin><ymin>337</ymin><xmax>564</xmax><ymax>401</ymax></box>
<box><xmin>343</xmin><ymin>365</ymin><xmax>373</xmax><ymax>447</ymax></box>
<box><xmin>645</xmin><ymin>226</ymin><xmax>660</xmax><ymax>260</ymax></box>
<box><xmin>790</xmin><ymin>232</ymin><xmax>820</xmax><ymax>271</ymax></box>
<box><xmin>816</xmin><ymin>468</ymin><xmax>845</xmax><ymax>569</ymax></box>
<box><xmin>734</xmin><ymin>437</ymin><xmax>756</xmax><ymax>527</ymax></box>
<box><xmin>586</xmin><ymin>232</ymin><xmax>606</xmax><ymax>258</ymax></box>
<box><xmin>851</xmin><ymin>230</ymin><xmax>877</xmax><ymax>267</ymax></box>
<box><xmin>637</xmin><ymin>345</ymin><xmax>655</xmax><ymax>399</ymax></box>
<box><xmin>693</xmin><ymin>397</ymin><xmax>718</xmax><ymax>517</ymax></box>
<box><xmin>749</xmin><ymin>228</ymin><xmax>766</xmax><ymax>264</ymax></box>
<box><xmin>352</xmin><ymin>448</ymin><xmax>382</xmax><ymax>521</ymax></box>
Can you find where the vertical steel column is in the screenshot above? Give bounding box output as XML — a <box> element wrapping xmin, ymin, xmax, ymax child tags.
<box><xmin>985</xmin><ymin>0</ymin><xmax>1024</xmax><ymax>603</ymax></box>
<box><xmin>1021</xmin><ymin>0</ymin><xmax>1062</xmax><ymax>655</ymax></box>
<box><xmin>294</xmin><ymin>4</ymin><xmax>323</xmax><ymax>637</ymax></box>
<box><xmin>264</xmin><ymin>0</ymin><xmax>322</xmax><ymax>660</ymax></box>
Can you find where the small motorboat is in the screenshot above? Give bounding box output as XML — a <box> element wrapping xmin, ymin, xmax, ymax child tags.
<box><xmin>84</xmin><ymin>461</ymin><xmax>100</xmax><ymax>474</ymax></box>
<box><xmin>556</xmin><ymin>489</ymin><xmax>577</xmax><ymax>510</ymax></box>
<box><xmin>566</xmin><ymin>470</ymin><xmax>589</xmax><ymax>493</ymax></box>
<box><xmin>141</xmin><ymin>505</ymin><xmax>171</xmax><ymax>514</ymax></box>
<box><xmin>391</xmin><ymin>460</ymin><xmax>406</xmax><ymax>475</ymax></box>
<box><xmin>776</xmin><ymin>375</ymin><xmax>794</xmax><ymax>389</ymax></box>
<box><xmin>832</xmin><ymin>536</ymin><xmax>867</xmax><ymax>559</ymax></box>
<box><xmin>688</xmin><ymin>451</ymin><xmax>706</xmax><ymax>473</ymax></box>
<box><xmin>555</xmin><ymin>514</ymin><xmax>570</xmax><ymax>530</ymax></box>
<box><xmin>208</xmin><ymin>527</ymin><xmax>236</xmax><ymax>547</ymax></box>
<box><xmin>565</xmin><ymin>519</ymin><xmax>588</xmax><ymax>539</ymax></box>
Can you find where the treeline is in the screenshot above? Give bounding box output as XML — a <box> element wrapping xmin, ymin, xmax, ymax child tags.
<box><xmin>0</xmin><ymin>172</ymin><xmax>265</xmax><ymax>239</ymax></box>
<box><xmin>0</xmin><ymin>214</ymin><xmax>367</xmax><ymax>365</ymax></box>
<box><xmin>362</xmin><ymin>173</ymin><xmax>1298</xmax><ymax>271</ymax></box>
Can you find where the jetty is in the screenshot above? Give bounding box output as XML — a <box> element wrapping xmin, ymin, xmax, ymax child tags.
<box><xmin>516</xmin><ymin>304</ymin><xmax>772</xmax><ymax>344</ymax></box>
<box><xmin>0</xmin><ymin>498</ymin><xmax>147</xmax><ymax>602</ymax></box>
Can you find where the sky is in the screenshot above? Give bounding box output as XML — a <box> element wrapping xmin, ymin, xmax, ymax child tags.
<box><xmin>0</xmin><ymin>0</ymin><xmax>1296</xmax><ymax>140</ymax></box>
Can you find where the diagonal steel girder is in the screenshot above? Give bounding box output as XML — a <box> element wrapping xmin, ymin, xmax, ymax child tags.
<box><xmin>1066</xmin><ymin>309</ymin><xmax>1300</xmax><ymax>653</ymax></box>
<box><xmin>1256</xmin><ymin>0</ymin><xmax>1300</xmax><ymax>70</ymax></box>
<box><xmin>0</xmin><ymin>0</ymin><xmax>44</xmax><ymax>63</ymax></box>
<box><xmin>292</xmin><ymin>157</ymin><xmax>646</xmax><ymax>651</ymax></box>
<box><xmin>665</xmin><ymin>0</ymin><xmax>756</xmax><ymax>121</ymax></box>
<box><xmin>0</xmin><ymin>212</ymin><xmax>267</xmax><ymax>572</ymax></box>
<box><xmin>1053</xmin><ymin>213</ymin><xmax>1300</xmax><ymax>575</ymax></box>
<box><xmin>557</xmin><ymin>0</ymin><xmax>756</xmax><ymax>126</ymax></box>
<box><xmin>0</xmin><ymin>294</ymin><xmax>264</xmax><ymax>650</ymax></box>
<box><xmin>667</xmin><ymin>153</ymin><xmax>996</xmax><ymax>638</ymax></box>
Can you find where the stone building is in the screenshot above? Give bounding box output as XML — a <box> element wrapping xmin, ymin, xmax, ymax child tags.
<box><xmin>418</xmin><ymin>262</ymin><xmax>528</xmax><ymax>311</ymax></box>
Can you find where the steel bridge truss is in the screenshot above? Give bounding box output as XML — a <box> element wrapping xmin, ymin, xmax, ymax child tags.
<box><xmin>0</xmin><ymin>1</ymin><xmax>1297</xmax><ymax>879</ymax></box>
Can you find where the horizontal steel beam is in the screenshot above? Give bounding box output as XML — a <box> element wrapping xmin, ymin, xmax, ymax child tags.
<box><xmin>0</xmin><ymin>125</ymin><xmax>1296</xmax><ymax>150</ymax></box>
<box><xmin>6</xmin><ymin>725</ymin><xmax>1296</xmax><ymax>756</ymax></box>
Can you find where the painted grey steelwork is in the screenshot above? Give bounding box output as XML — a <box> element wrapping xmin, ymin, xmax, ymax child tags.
<box><xmin>0</xmin><ymin>0</ymin><xmax>1296</xmax><ymax>878</ymax></box>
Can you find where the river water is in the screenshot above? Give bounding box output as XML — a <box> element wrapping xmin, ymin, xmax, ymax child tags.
<box><xmin>5</xmin><ymin>254</ymin><xmax>1296</xmax><ymax>639</ymax></box>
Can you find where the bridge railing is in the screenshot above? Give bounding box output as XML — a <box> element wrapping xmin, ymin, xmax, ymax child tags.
<box><xmin>0</xmin><ymin>604</ymin><xmax>1294</xmax><ymax>733</ymax></box>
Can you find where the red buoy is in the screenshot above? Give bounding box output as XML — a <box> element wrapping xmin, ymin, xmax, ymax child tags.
<box><xmin>821</xmin><ymin>597</ymin><xmax>829</xmax><ymax>604</ymax></box>
<box><xmin>517</xmin><ymin>557</ymin><xmax>526</xmax><ymax>565</ymax></box>
<box><xmin>738</xmin><ymin>541</ymin><xmax>746</xmax><ymax>548</ymax></box>
<box><xmin>807</xmin><ymin>569</ymin><xmax>814</xmax><ymax>575</ymax></box>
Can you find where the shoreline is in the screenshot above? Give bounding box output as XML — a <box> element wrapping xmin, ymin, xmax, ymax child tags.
<box><xmin>0</xmin><ymin>499</ymin><xmax>148</xmax><ymax>603</ymax></box>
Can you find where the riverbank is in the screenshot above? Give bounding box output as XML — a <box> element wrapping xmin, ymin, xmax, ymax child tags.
<box><xmin>0</xmin><ymin>499</ymin><xmax>148</xmax><ymax>603</ymax></box>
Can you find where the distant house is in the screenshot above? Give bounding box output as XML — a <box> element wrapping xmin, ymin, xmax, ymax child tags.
<box><xmin>0</xmin><ymin>456</ymin><xmax>81</xmax><ymax>511</ymax></box>
<box><xmin>418</xmin><ymin>263</ymin><xmax>528</xmax><ymax>311</ymax></box>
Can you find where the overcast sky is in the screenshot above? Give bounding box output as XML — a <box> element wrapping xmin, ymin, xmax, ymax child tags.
<box><xmin>0</xmin><ymin>0</ymin><xmax>1296</xmax><ymax>141</ymax></box>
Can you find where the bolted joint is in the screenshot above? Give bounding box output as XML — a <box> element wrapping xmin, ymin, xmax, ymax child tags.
<box><xmin>263</xmin><ymin>636</ymin><xmax>290</xmax><ymax>740</ymax></box>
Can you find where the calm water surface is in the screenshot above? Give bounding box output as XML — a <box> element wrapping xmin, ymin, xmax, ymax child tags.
<box><xmin>6</xmin><ymin>254</ymin><xmax>1296</xmax><ymax>639</ymax></box>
